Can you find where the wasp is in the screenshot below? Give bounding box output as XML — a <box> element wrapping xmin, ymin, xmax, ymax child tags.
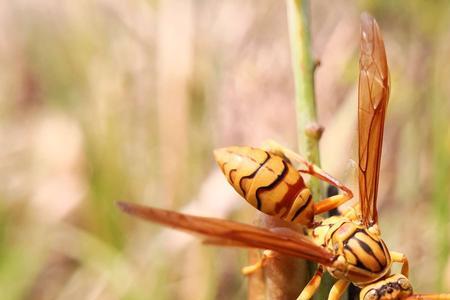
<box><xmin>118</xmin><ymin>13</ymin><xmax>450</xmax><ymax>300</ymax></box>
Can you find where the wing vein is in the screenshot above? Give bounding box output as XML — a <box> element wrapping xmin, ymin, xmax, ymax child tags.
<box><xmin>117</xmin><ymin>201</ymin><xmax>335</xmax><ymax>266</ymax></box>
<box><xmin>358</xmin><ymin>13</ymin><xmax>390</xmax><ymax>226</ymax></box>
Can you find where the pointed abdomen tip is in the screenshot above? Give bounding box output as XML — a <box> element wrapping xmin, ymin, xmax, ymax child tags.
<box><xmin>213</xmin><ymin>147</ymin><xmax>232</xmax><ymax>165</ymax></box>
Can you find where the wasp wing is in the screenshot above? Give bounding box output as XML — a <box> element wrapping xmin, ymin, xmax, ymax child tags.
<box><xmin>358</xmin><ymin>13</ymin><xmax>390</xmax><ymax>226</ymax></box>
<box><xmin>117</xmin><ymin>201</ymin><xmax>334</xmax><ymax>266</ymax></box>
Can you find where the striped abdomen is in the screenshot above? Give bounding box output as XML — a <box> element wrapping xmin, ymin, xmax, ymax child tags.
<box><xmin>214</xmin><ymin>146</ymin><xmax>314</xmax><ymax>225</ymax></box>
<box><xmin>318</xmin><ymin>218</ymin><xmax>391</xmax><ymax>285</ymax></box>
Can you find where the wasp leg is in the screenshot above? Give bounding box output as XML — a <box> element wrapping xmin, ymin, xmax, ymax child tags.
<box><xmin>296</xmin><ymin>266</ymin><xmax>324</xmax><ymax>300</ymax></box>
<box><xmin>390</xmin><ymin>251</ymin><xmax>409</xmax><ymax>277</ymax></box>
<box><xmin>328</xmin><ymin>279</ymin><xmax>350</xmax><ymax>300</ymax></box>
<box><xmin>263</xmin><ymin>140</ymin><xmax>353</xmax><ymax>215</ymax></box>
<box><xmin>241</xmin><ymin>250</ymin><xmax>276</xmax><ymax>275</ymax></box>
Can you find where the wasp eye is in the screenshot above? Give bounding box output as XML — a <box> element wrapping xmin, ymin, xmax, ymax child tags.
<box><xmin>363</xmin><ymin>289</ymin><xmax>378</xmax><ymax>300</ymax></box>
<box><xmin>397</xmin><ymin>277</ymin><xmax>412</xmax><ymax>291</ymax></box>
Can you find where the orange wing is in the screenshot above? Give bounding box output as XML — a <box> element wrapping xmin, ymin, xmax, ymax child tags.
<box><xmin>358</xmin><ymin>13</ymin><xmax>390</xmax><ymax>226</ymax></box>
<box><xmin>117</xmin><ymin>201</ymin><xmax>334</xmax><ymax>266</ymax></box>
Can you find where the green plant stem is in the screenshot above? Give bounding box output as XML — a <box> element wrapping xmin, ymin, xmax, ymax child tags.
<box><xmin>286</xmin><ymin>1</ymin><xmax>335</xmax><ymax>299</ymax></box>
<box><xmin>286</xmin><ymin>0</ymin><xmax>321</xmax><ymax>198</ymax></box>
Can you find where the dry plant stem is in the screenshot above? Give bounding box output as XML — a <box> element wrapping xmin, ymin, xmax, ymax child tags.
<box><xmin>247</xmin><ymin>214</ymin><xmax>309</xmax><ymax>300</ymax></box>
<box><xmin>247</xmin><ymin>249</ymin><xmax>268</xmax><ymax>300</ymax></box>
<box><xmin>262</xmin><ymin>216</ymin><xmax>309</xmax><ymax>300</ymax></box>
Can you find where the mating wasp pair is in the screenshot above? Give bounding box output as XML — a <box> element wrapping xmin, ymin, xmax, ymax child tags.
<box><xmin>118</xmin><ymin>13</ymin><xmax>450</xmax><ymax>300</ymax></box>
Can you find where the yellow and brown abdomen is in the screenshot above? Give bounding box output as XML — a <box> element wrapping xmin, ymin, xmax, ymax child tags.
<box><xmin>214</xmin><ymin>146</ymin><xmax>314</xmax><ymax>225</ymax></box>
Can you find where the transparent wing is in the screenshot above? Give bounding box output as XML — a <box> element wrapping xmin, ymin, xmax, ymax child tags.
<box><xmin>358</xmin><ymin>13</ymin><xmax>390</xmax><ymax>226</ymax></box>
<box><xmin>117</xmin><ymin>201</ymin><xmax>334</xmax><ymax>266</ymax></box>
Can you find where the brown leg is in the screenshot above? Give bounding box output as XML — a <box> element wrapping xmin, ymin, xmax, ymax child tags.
<box><xmin>296</xmin><ymin>266</ymin><xmax>325</xmax><ymax>300</ymax></box>
<box><xmin>297</xmin><ymin>164</ymin><xmax>353</xmax><ymax>215</ymax></box>
<box><xmin>264</xmin><ymin>140</ymin><xmax>353</xmax><ymax>214</ymax></box>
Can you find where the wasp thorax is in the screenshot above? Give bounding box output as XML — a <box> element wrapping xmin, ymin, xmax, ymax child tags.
<box><xmin>325</xmin><ymin>220</ymin><xmax>391</xmax><ymax>285</ymax></box>
<box><xmin>360</xmin><ymin>274</ymin><xmax>413</xmax><ymax>300</ymax></box>
<box><xmin>214</xmin><ymin>146</ymin><xmax>314</xmax><ymax>225</ymax></box>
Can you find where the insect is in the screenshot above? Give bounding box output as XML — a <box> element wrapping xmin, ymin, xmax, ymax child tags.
<box><xmin>118</xmin><ymin>13</ymin><xmax>450</xmax><ymax>300</ymax></box>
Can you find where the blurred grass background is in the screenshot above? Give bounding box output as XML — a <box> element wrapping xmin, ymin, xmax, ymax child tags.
<box><xmin>0</xmin><ymin>1</ymin><xmax>449</xmax><ymax>299</ymax></box>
